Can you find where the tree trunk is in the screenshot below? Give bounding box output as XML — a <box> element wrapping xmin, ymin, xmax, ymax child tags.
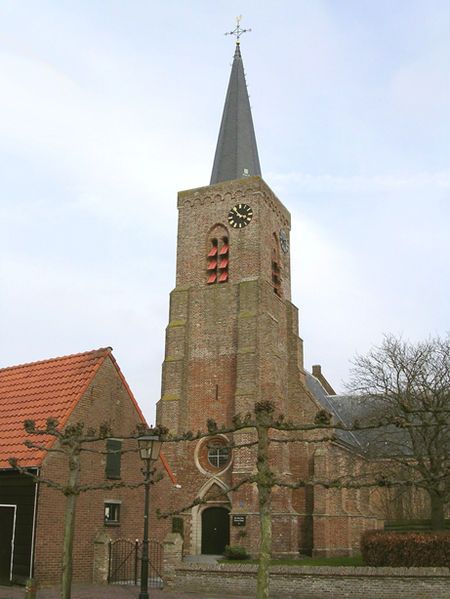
<box><xmin>256</xmin><ymin>421</ymin><xmax>271</xmax><ymax>599</ymax></box>
<box><xmin>61</xmin><ymin>451</ymin><xmax>80</xmax><ymax>599</ymax></box>
<box><xmin>430</xmin><ymin>492</ymin><xmax>445</xmax><ymax>531</ymax></box>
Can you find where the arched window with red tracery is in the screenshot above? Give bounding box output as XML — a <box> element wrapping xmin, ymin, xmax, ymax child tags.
<box><xmin>207</xmin><ymin>225</ymin><xmax>229</xmax><ymax>285</ymax></box>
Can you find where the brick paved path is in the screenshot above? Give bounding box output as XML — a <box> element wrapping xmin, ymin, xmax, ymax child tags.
<box><xmin>0</xmin><ymin>584</ymin><xmax>252</xmax><ymax>599</ymax></box>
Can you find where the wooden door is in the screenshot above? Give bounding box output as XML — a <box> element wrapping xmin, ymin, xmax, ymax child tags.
<box><xmin>0</xmin><ymin>506</ymin><xmax>15</xmax><ymax>584</ymax></box>
<box><xmin>201</xmin><ymin>507</ymin><xmax>230</xmax><ymax>555</ymax></box>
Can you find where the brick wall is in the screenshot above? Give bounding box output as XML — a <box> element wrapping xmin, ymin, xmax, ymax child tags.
<box><xmin>311</xmin><ymin>444</ymin><xmax>384</xmax><ymax>556</ymax></box>
<box><xmin>155</xmin><ymin>177</ymin><xmax>308</xmax><ymax>557</ymax></box>
<box><xmin>33</xmin><ymin>356</ymin><xmax>146</xmax><ymax>584</ymax></box>
<box><xmin>175</xmin><ymin>177</ymin><xmax>291</xmax><ymax>297</ymax></box>
<box><xmin>154</xmin><ymin>175</ymin><xmax>385</xmax><ymax>559</ymax></box>
<box><xmin>170</xmin><ymin>563</ymin><xmax>450</xmax><ymax>599</ymax></box>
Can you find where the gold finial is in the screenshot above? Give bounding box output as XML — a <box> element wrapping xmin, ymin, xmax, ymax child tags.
<box><xmin>225</xmin><ymin>15</ymin><xmax>252</xmax><ymax>45</ymax></box>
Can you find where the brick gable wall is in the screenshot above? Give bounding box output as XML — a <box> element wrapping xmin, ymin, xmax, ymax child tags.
<box><xmin>33</xmin><ymin>356</ymin><xmax>145</xmax><ymax>584</ymax></box>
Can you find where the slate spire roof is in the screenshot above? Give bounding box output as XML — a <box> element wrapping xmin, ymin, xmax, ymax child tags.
<box><xmin>210</xmin><ymin>42</ymin><xmax>262</xmax><ymax>184</ymax></box>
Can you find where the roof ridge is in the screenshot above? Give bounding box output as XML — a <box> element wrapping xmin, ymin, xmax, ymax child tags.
<box><xmin>305</xmin><ymin>371</ymin><xmax>363</xmax><ymax>451</ymax></box>
<box><xmin>54</xmin><ymin>349</ymin><xmax>111</xmax><ymax>434</ymax></box>
<box><xmin>106</xmin><ymin>353</ymin><xmax>147</xmax><ymax>426</ymax></box>
<box><xmin>308</xmin><ymin>371</ymin><xmax>330</xmax><ymax>396</ymax></box>
<box><xmin>0</xmin><ymin>347</ymin><xmax>112</xmax><ymax>373</ymax></box>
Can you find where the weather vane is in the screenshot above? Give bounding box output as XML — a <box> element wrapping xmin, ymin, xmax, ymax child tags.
<box><xmin>225</xmin><ymin>15</ymin><xmax>252</xmax><ymax>45</ymax></box>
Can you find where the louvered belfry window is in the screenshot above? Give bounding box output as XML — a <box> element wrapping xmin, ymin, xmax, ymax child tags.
<box><xmin>207</xmin><ymin>232</ymin><xmax>229</xmax><ymax>284</ymax></box>
<box><xmin>207</xmin><ymin>239</ymin><xmax>218</xmax><ymax>284</ymax></box>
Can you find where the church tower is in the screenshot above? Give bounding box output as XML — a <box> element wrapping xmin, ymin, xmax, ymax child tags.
<box><xmin>155</xmin><ymin>31</ymin><xmax>319</xmax><ymax>557</ymax></box>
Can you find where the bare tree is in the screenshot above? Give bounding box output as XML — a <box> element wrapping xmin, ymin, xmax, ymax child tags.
<box><xmin>347</xmin><ymin>334</ymin><xmax>450</xmax><ymax>530</ymax></box>
<box><xmin>9</xmin><ymin>418</ymin><xmax>148</xmax><ymax>599</ymax></box>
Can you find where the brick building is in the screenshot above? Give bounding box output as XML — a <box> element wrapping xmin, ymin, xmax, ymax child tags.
<box><xmin>152</xmin><ymin>40</ymin><xmax>383</xmax><ymax>558</ymax></box>
<box><xmin>0</xmin><ymin>347</ymin><xmax>148</xmax><ymax>585</ymax></box>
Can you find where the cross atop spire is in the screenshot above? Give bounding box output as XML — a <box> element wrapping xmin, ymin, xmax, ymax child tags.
<box><xmin>224</xmin><ymin>15</ymin><xmax>252</xmax><ymax>45</ymax></box>
<box><xmin>210</xmin><ymin>19</ymin><xmax>261</xmax><ymax>185</ymax></box>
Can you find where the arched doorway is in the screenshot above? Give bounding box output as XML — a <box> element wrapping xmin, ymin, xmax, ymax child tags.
<box><xmin>201</xmin><ymin>507</ymin><xmax>230</xmax><ymax>555</ymax></box>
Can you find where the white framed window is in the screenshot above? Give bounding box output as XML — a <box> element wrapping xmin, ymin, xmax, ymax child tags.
<box><xmin>104</xmin><ymin>500</ymin><xmax>121</xmax><ymax>526</ymax></box>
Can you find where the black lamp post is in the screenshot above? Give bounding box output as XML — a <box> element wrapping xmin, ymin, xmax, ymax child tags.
<box><xmin>138</xmin><ymin>432</ymin><xmax>162</xmax><ymax>599</ymax></box>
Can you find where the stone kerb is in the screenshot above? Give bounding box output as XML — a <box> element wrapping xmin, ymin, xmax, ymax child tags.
<box><xmin>171</xmin><ymin>563</ymin><xmax>450</xmax><ymax>599</ymax></box>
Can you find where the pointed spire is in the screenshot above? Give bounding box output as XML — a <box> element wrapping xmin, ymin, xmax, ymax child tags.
<box><xmin>210</xmin><ymin>41</ymin><xmax>262</xmax><ymax>184</ymax></box>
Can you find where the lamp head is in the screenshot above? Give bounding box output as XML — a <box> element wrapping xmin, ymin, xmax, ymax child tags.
<box><xmin>138</xmin><ymin>432</ymin><xmax>162</xmax><ymax>461</ymax></box>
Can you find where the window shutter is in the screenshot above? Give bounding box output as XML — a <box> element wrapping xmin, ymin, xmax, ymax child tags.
<box><xmin>106</xmin><ymin>439</ymin><xmax>122</xmax><ymax>479</ymax></box>
<box><xmin>172</xmin><ymin>516</ymin><xmax>184</xmax><ymax>537</ymax></box>
<box><xmin>207</xmin><ymin>235</ymin><xmax>229</xmax><ymax>285</ymax></box>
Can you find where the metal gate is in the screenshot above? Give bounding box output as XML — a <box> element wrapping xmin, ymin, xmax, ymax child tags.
<box><xmin>108</xmin><ymin>539</ymin><xmax>163</xmax><ymax>588</ymax></box>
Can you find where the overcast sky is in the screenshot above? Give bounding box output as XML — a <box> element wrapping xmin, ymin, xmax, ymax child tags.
<box><xmin>1</xmin><ymin>1</ymin><xmax>449</xmax><ymax>424</ymax></box>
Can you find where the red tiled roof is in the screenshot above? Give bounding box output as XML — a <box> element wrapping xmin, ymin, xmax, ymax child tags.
<box><xmin>0</xmin><ymin>347</ymin><xmax>142</xmax><ymax>469</ymax></box>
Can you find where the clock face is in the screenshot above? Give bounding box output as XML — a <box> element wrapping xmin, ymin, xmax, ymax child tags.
<box><xmin>227</xmin><ymin>203</ymin><xmax>253</xmax><ymax>229</ymax></box>
<box><xmin>280</xmin><ymin>229</ymin><xmax>289</xmax><ymax>253</ymax></box>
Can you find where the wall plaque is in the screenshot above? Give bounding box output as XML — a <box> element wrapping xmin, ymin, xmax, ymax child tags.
<box><xmin>232</xmin><ymin>515</ymin><xmax>246</xmax><ymax>527</ymax></box>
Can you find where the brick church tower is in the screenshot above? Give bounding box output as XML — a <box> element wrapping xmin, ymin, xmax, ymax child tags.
<box><xmin>155</xmin><ymin>38</ymin><xmax>324</xmax><ymax>557</ymax></box>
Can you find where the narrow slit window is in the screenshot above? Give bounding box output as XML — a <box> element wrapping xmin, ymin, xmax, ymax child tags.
<box><xmin>271</xmin><ymin>237</ymin><xmax>282</xmax><ymax>297</ymax></box>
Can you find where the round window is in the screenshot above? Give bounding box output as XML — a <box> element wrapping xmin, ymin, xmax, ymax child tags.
<box><xmin>207</xmin><ymin>445</ymin><xmax>230</xmax><ymax>469</ymax></box>
<box><xmin>195</xmin><ymin>436</ymin><xmax>232</xmax><ymax>474</ymax></box>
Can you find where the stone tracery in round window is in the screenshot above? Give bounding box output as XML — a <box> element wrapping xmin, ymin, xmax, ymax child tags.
<box><xmin>207</xmin><ymin>444</ymin><xmax>230</xmax><ymax>469</ymax></box>
<box><xmin>195</xmin><ymin>435</ymin><xmax>232</xmax><ymax>474</ymax></box>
